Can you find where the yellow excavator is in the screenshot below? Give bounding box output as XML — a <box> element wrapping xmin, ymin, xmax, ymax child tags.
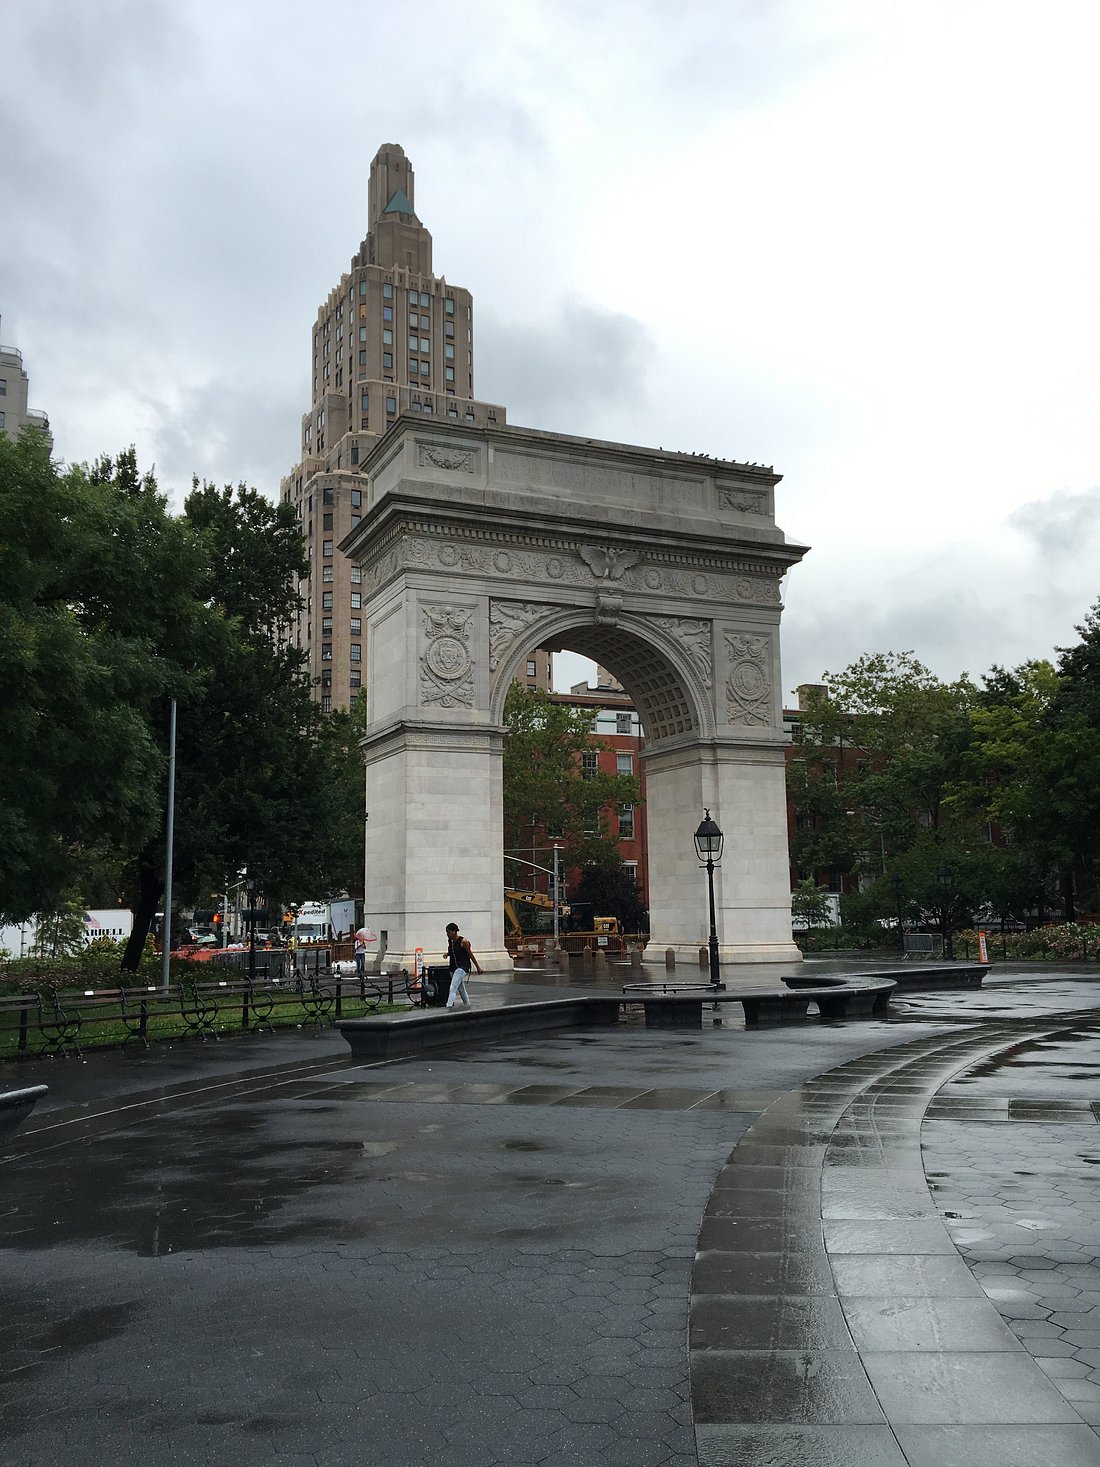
<box><xmin>503</xmin><ymin>888</ymin><xmax>561</xmax><ymax>937</ymax></box>
<box><xmin>503</xmin><ymin>889</ymin><xmax>621</xmax><ymax>941</ymax></box>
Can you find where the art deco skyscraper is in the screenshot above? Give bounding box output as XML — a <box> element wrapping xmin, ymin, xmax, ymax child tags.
<box><xmin>279</xmin><ymin>144</ymin><xmax>553</xmax><ymax>712</ymax></box>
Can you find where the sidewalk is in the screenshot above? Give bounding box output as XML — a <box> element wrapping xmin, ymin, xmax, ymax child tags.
<box><xmin>2</xmin><ymin>970</ymin><xmax>1100</xmax><ymax>1465</ymax></box>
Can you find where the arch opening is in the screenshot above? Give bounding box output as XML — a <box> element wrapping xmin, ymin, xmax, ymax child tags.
<box><xmin>491</xmin><ymin>613</ymin><xmax>712</xmax><ymax>747</ymax></box>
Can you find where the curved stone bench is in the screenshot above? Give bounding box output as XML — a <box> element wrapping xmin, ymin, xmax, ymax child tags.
<box><xmin>636</xmin><ymin>976</ymin><xmax>895</xmax><ymax>1029</ymax></box>
<box><xmin>0</xmin><ymin>1084</ymin><xmax>48</xmax><ymax>1142</ymax></box>
<box><xmin>339</xmin><ymin>996</ymin><xmax>622</xmax><ymax>1061</ymax></box>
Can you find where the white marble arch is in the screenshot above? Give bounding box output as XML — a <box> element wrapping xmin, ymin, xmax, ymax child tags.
<box><xmin>341</xmin><ymin>419</ymin><xmax>809</xmax><ymax>974</ymax></box>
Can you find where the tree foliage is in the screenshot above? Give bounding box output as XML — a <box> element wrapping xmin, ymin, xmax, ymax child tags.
<box><xmin>572</xmin><ymin>864</ymin><xmax>648</xmax><ymax>933</ymax></box>
<box><xmin>502</xmin><ymin>684</ymin><xmax>640</xmax><ymax>871</ymax></box>
<box><xmin>791</xmin><ymin>634</ymin><xmax>1100</xmax><ymax>929</ymax></box>
<box><xmin>0</xmin><ymin>434</ymin><xmax>365</xmax><ymax>963</ymax></box>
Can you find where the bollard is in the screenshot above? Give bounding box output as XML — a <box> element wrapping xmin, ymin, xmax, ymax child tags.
<box><xmin>665</xmin><ymin>947</ymin><xmax>676</xmax><ymax>970</ymax></box>
<box><xmin>699</xmin><ymin>946</ymin><xmax>709</xmax><ymax>969</ymax></box>
<box><xmin>630</xmin><ymin>947</ymin><xmax>642</xmax><ymax>971</ymax></box>
<box><xmin>593</xmin><ymin>948</ymin><xmax>607</xmax><ymax>974</ymax></box>
<box><xmin>582</xmin><ymin>946</ymin><xmax>595</xmax><ymax>973</ymax></box>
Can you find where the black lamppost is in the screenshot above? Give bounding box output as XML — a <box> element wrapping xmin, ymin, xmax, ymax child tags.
<box><xmin>890</xmin><ymin>873</ymin><xmax>904</xmax><ymax>955</ymax></box>
<box><xmin>245</xmin><ymin>876</ymin><xmax>258</xmax><ymax>985</ymax></box>
<box><xmin>937</xmin><ymin>863</ymin><xmax>954</xmax><ymax>960</ymax></box>
<box><xmin>694</xmin><ymin>810</ymin><xmax>724</xmax><ymax>991</ymax></box>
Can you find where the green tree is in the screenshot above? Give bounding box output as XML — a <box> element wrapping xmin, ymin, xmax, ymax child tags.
<box><xmin>0</xmin><ymin>434</ymin><xmax>203</xmax><ymax>920</ymax></box>
<box><xmin>573</xmin><ymin>862</ymin><xmax>648</xmax><ymax>932</ymax></box>
<box><xmin>502</xmin><ymin>684</ymin><xmax>640</xmax><ymax>871</ymax></box>
<box><xmin>120</xmin><ymin>482</ymin><xmax>365</xmax><ymax>967</ymax></box>
<box><xmin>791</xmin><ymin>878</ymin><xmax>833</xmax><ymax>930</ymax></box>
<box><xmin>790</xmin><ymin>653</ymin><xmax>983</xmax><ymax>889</ymax></box>
<box><xmin>1047</xmin><ymin>604</ymin><xmax>1100</xmax><ymax>915</ymax></box>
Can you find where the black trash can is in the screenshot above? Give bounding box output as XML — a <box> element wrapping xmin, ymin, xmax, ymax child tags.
<box><xmin>422</xmin><ymin>965</ymin><xmax>451</xmax><ymax>1007</ymax></box>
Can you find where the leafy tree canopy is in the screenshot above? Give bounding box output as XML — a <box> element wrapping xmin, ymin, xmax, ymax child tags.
<box><xmin>502</xmin><ymin>684</ymin><xmax>640</xmax><ymax>872</ymax></box>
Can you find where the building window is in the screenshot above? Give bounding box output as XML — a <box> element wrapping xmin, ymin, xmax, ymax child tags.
<box><xmin>351</xmin><ymin>592</ymin><xmax>361</xmax><ymax>609</ymax></box>
<box><xmin>581</xmin><ymin>752</ymin><xmax>598</xmax><ymax>779</ymax></box>
<box><xmin>623</xmin><ymin>861</ymin><xmax>638</xmax><ymax>881</ymax></box>
<box><xmin>526</xmin><ymin>660</ymin><xmax>537</xmax><ymax>678</ymax></box>
<box><xmin>618</xmin><ymin>805</ymin><xmax>635</xmax><ymax>839</ymax></box>
<box><xmin>359</xmin><ymin>280</ymin><xmax>367</xmax><ymax>295</ymax></box>
<box><xmin>408</xmin><ymin>334</ymin><xmax>418</xmax><ymax>351</ymax></box>
<box><xmin>383</xmin><ymin>329</ymin><xmax>393</xmax><ymax>345</ymax></box>
<box><xmin>350</xmin><ymin>644</ymin><xmax>361</xmax><ymax>662</ymax></box>
<box><xmin>322</xmin><ymin>591</ymin><xmax>333</xmax><ymax>609</ymax></box>
<box><xmin>322</xmin><ymin>540</ymin><xmax>333</xmax><ymax>557</ymax></box>
<box><xmin>445</xmin><ymin>343</ymin><xmax>455</xmax><ymax>359</ymax></box>
<box><xmin>350</xmin><ymin>566</ymin><xmax>362</xmax><ymax>583</ymax></box>
<box><xmin>350</xmin><ymin>618</ymin><xmax>361</xmax><ymax>635</ymax></box>
<box><xmin>386</xmin><ymin>396</ymin><xmax>396</xmax><ymax>414</ymax></box>
<box><xmin>351</xmin><ymin>443</ymin><xmax>359</xmax><ymax>464</ymax></box>
<box><xmin>351</xmin><ymin>490</ymin><xmax>362</xmax><ymax>508</ymax></box>
<box><xmin>322</xmin><ymin>512</ymin><xmax>333</xmax><ymax>531</ymax></box>
<box><xmin>321</xmin><ymin>670</ymin><xmax>332</xmax><ymax>687</ymax></box>
<box><xmin>323</xmin><ymin>566</ymin><xmax>333</xmax><ymax>582</ymax></box>
<box><xmin>350</xmin><ymin>670</ymin><xmax>361</xmax><ymax>688</ymax></box>
<box><xmin>383</xmin><ymin>353</ymin><xmax>393</xmax><ymax>370</ymax></box>
<box><xmin>445</xmin><ymin>321</ymin><xmax>455</xmax><ymax>338</ymax></box>
<box><xmin>0</xmin><ymin>379</ymin><xmax>6</xmax><ymax>395</ymax></box>
<box><xmin>383</xmin><ymin>282</ymin><xmax>393</xmax><ymax>299</ymax></box>
<box><xmin>616</xmin><ymin>713</ymin><xmax>632</xmax><ymax>734</ymax></box>
<box><xmin>383</xmin><ymin>306</ymin><xmax>393</xmax><ymax>322</ymax></box>
<box><xmin>445</xmin><ymin>297</ymin><xmax>455</xmax><ymax>314</ymax></box>
<box><xmin>420</xmin><ymin>337</ymin><xmax>430</xmax><ymax>352</ymax></box>
<box><xmin>358</xmin><ymin>326</ymin><xmax>367</xmax><ymax>342</ymax></box>
<box><xmin>446</xmin><ymin>367</ymin><xmax>455</xmax><ymax>382</ymax></box>
<box><xmin>616</xmin><ymin>753</ymin><xmax>633</xmax><ymax>775</ymax></box>
<box><xmin>322</xmin><ymin>644</ymin><xmax>332</xmax><ymax>661</ymax></box>
<box><xmin>464</xmin><ymin>410</ymin><xmax>475</xmax><ymax>421</ymax></box>
<box><xmin>448</xmin><ymin>406</ymin><xmax>459</xmax><ymax>417</ymax></box>
<box><xmin>321</xmin><ymin>695</ymin><xmax>332</xmax><ymax>713</ymax></box>
<box><xmin>322</xmin><ymin>617</ymin><xmax>332</xmax><ymax>633</ymax></box>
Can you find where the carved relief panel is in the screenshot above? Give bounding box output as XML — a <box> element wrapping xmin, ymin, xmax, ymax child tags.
<box><xmin>488</xmin><ymin>601</ymin><xmax>557</xmax><ymax>671</ymax></box>
<box><xmin>419</xmin><ymin>603</ymin><xmax>476</xmax><ymax>708</ymax></box>
<box><xmin>724</xmin><ymin>632</ymin><xmax>773</xmax><ymax>727</ymax></box>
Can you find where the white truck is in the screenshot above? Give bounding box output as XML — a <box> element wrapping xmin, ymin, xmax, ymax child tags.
<box><xmin>292</xmin><ymin>900</ymin><xmax>357</xmax><ymax>944</ymax></box>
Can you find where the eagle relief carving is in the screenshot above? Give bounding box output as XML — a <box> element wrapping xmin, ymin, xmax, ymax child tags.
<box><xmin>420</xmin><ymin>604</ymin><xmax>475</xmax><ymax>707</ymax></box>
<box><xmin>725</xmin><ymin>633</ymin><xmax>772</xmax><ymax>726</ymax></box>
<box><xmin>578</xmin><ymin>545</ymin><xmax>641</xmax><ymax>581</ymax></box>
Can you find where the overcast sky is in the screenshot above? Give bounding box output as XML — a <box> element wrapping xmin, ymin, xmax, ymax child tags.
<box><xmin>3</xmin><ymin>0</ymin><xmax>1098</xmax><ymax>699</ymax></box>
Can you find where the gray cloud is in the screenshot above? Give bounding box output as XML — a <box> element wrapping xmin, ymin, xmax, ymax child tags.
<box><xmin>476</xmin><ymin>301</ymin><xmax>652</xmax><ymax>431</ymax></box>
<box><xmin>1008</xmin><ymin>488</ymin><xmax>1100</xmax><ymax>557</ymax></box>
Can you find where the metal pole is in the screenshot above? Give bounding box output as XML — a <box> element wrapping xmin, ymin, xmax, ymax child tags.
<box><xmin>552</xmin><ymin>844</ymin><xmax>560</xmax><ymax>946</ymax></box>
<box><xmin>160</xmin><ymin>698</ymin><xmax>177</xmax><ymax>990</ymax></box>
<box><xmin>706</xmin><ymin>856</ymin><xmax>720</xmax><ymax>990</ymax></box>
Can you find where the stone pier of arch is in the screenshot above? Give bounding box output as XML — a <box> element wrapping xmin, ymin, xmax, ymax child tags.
<box><xmin>341</xmin><ymin>421</ymin><xmax>809</xmax><ymax>973</ymax></box>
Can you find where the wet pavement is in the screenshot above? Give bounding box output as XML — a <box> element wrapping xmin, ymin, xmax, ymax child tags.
<box><xmin>2</xmin><ymin>965</ymin><xmax>1100</xmax><ymax>1464</ymax></box>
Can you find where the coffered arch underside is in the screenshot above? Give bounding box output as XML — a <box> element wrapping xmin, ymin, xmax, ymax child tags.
<box><xmin>489</xmin><ymin>605</ymin><xmax>715</xmax><ymax>746</ymax></box>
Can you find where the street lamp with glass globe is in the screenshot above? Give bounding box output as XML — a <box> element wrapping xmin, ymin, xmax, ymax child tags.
<box><xmin>694</xmin><ymin>811</ymin><xmax>725</xmax><ymax>990</ymax></box>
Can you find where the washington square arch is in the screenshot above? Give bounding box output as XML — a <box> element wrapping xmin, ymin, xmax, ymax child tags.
<box><xmin>341</xmin><ymin>420</ymin><xmax>809</xmax><ymax>974</ymax></box>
